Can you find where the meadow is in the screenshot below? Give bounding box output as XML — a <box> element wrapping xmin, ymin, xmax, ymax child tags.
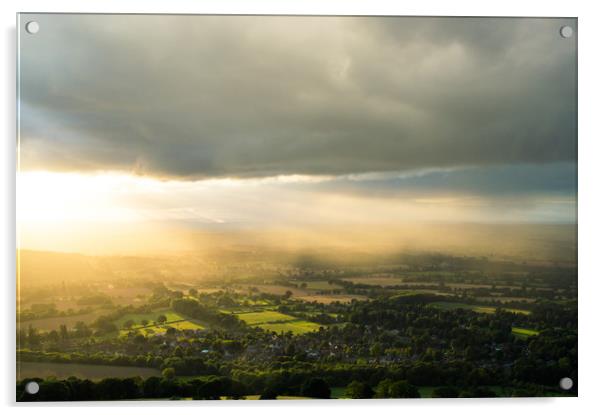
<box><xmin>226</xmin><ymin>310</ymin><xmax>323</xmax><ymax>334</ymax></box>
<box><xmin>18</xmin><ymin>309</ymin><xmax>108</xmax><ymax>331</ymax></box>
<box><xmin>256</xmin><ymin>320</ymin><xmax>323</xmax><ymax>335</ymax></box>
<box><xmin>114</xmin><ymin>309</ymin><xmax>185</xmax><ymax>328</ymax></box>
<box><xmin>115</xmin><ymin>309</ymin><xmax>205</xmax><ymax>336</ymax></box>
<box><xmin>233</xmin><ymin>310</ymin><xmax>297</xmax><ymax>325</ymax></box>
<box><xmin>511</xmin><ymin>327</ymin><xmax>540</xmax><ymax>338</ymax></box>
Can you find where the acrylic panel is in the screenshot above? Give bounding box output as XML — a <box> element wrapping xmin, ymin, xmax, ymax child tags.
<box><xmin>16</xmin><ymin>14</ymin><xmax>577</xmax><ymax>401</ymax></box>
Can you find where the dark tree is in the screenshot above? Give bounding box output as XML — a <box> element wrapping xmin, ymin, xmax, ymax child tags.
<box><xmin>345</xmin><ymin>380</ymin><xmax>374</xmax><ymax>399</ymax></box>
<box><xmin>301</xmin><ymin>378</ymin><xmax>331</xmax><ymax>399</ymax></box>
<box><xmin>194</xmin><ymin>378</ymin><xmax>228</xmax><ymax>400</ymax></box>
<box><xmin>375</xmin><ymin>379</ymin><xmax>420</xmax><ymax>399</ymax></box>
<box><xmin>259</xmin><ymin>387</ymin><xmax>279</xmax><ymax>400</ymax></box>
<box><xmin>143</xmin><ymin>376</ymin><xmax>163</xmax><ymax>398</ymax></box>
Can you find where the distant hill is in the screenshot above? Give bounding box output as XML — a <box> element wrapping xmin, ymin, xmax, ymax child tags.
<box><xmin>17</xmin><ymin>250</ymin><xmax>113</xmax><ymax>288</ymax></box>
<box><xmin>16</xmin><ymin>249</ymin><xmax>211</xmax><ymax>289</ymax></box>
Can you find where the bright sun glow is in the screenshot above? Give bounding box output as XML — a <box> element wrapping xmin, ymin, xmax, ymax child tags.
<box><xmin>16</xmin><ymin>170</ymin><xmax>574</xmax><ymax>255</ymax></box>
<box><xmin>17</xmin><ymin>171</ymin><xmax>147</xmax><ymax>224</ymax></box>
<box><xmin>16</xmin><ymin>170</ymin><xmax>333</xmax><ymax>226</ymax></box>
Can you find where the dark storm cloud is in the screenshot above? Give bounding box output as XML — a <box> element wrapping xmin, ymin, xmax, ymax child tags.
<box><xmin>19</xmin><ymin>15</ymin><xmax>577</xmax><ymax>178</ymax></box>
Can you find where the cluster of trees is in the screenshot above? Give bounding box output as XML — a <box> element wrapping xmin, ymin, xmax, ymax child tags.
<box><xmin>344</xmin><ymin>380</ymin><xmax>503</xmax><ymax>399</ymax></box>
<box><xmin>18</xmin><ymin>376</ymin><xmax>199</xmax><ymax>401</ymax></box>
<box><xmin>19</xmin><ymin>322</ymin><xmax>93</xmax><ymax>347</ymax></box>
<box><xmin>19</xmin><ymin>295</ymin><xmax>577</xmax><ymax>387</ymax></box>
<box><xmin>18</xmin><ymin>349</ymin><xmax>165</xmax><ymax>369</ymax></box>
<box><xmin>19</xmin><ymin>303</ymin><xmax>95</xmax><ymax>322</ymax></box>
<box><xmin>88</xmin><ymin>301</ymin><xmax>174</xmax><ymax>335</ymax></box>
<box><xmin>171</xmin><ymin>298</ymin><xmax>243</xmax><ymax>330</ymax></box>
<box><xmin>373</xmin><ymin>379</ymin><xmax>420</xmax><ymax>398</ymax></box>
<box><xmin>17</xmin><ymin>375</ymin><xmax>333</xmax><ymax>401</ymax></box>
<box><xmin>227</xmin><ymin>360</ymin><xmax>503</xmax><ymax>394</ymax></box>
<box><xmin>344</xmin><ymin>379</ymin><xmax>424</xmax><ymax>399</ymax></box>
<box><xmin>18</xmin><ymin>368</ymin><xmax>568</xmax><ymax>401</ymax></box>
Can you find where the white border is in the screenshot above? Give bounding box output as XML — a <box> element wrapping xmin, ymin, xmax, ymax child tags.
<box><xmin>2</xmin><ymin>1</ymin><xmax>602</xmax><ymax>414</ymax></box>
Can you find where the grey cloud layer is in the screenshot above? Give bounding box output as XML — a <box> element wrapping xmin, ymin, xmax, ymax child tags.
<box><xmin>19</xmin><ymin>15</ymin><xmax>576</xmax><ymax>178</ymax></box>
<box><xmin>305</xmin><ymin>162</ymin><xmax>577</xmax><ymax>199</ymax></box>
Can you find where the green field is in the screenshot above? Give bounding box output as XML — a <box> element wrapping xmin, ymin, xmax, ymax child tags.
<box><xmin>120</xmin><ymin>319</ymin><xmax>205</xmax><ymax>337</ymax></box>
<box><xmin>235</xmin><ymin>310</ymin><xmax>297</xmax><ymax>325</ymax></box>
<box><xmin>232</xmin><ymin>310</ymin><xmax>322</xmax><ymax>334</ymax></box>
<box><xmin>429</xmin><ymin>302</ymin><xmax>531</xmax><ymax>315</ymax></box>
<box><xmin>274</xmin><ymin>396</ymin><xmax>313</xmax><ymax>400</ymax></box>
<box><xmin>168</xmin><ymin>320</ymin><xmax>204</xmax><ymax>330</ymax></box>
<box><xmin>114</xmin><ymin>309</ymin><xmax>185</xmax><ymax>327</ymax></box>
<box><xmin>18</xmin><ymin>309</ymin><xmax>110</xmax><ymax>332</ymax></box>
<box><xmin>116</xmin><ymin>309</ymin><xmax>205</xmax><ymax>336</ymax></box>
<box><xmin>512</xmin><ymin>327</ymin><xmax>540</xmax><ymax>338</ymax></box>
<box><xmin>258</xmin><ymin>320</ymin><xmax>322</xmax><ymax>335</ymax></box>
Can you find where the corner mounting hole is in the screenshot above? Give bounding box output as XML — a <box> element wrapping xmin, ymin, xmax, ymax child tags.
<box><xmin>559</xmin><ymin>25</ymin><xmax>573</xmax><ymax>39</ymax></box>
<box><xmin>25</xmin><ymin>381</ymin><xmax>39</xmax><ymax>395</ymax></box>
<box><xmin>25</xmin><ymin>21</ymin><xmax>40</xmax><ymax>35</ymax></box>
<box><xmin>559</xmin><ymin>377</ymin><xmax>573</xmax><ymax>390</ymax></box>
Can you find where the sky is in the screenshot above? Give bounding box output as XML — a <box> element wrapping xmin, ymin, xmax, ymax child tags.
<box><xmin>17</xmin><ymin>15</ymin><xmax>577</xmax><ymax>252</ymax></box>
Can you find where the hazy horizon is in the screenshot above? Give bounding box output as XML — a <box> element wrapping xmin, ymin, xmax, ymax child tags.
<box><xmin>17</xmin><ymin>222</ymin><xmax>577</xmax><ymax>264</ymax></box>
